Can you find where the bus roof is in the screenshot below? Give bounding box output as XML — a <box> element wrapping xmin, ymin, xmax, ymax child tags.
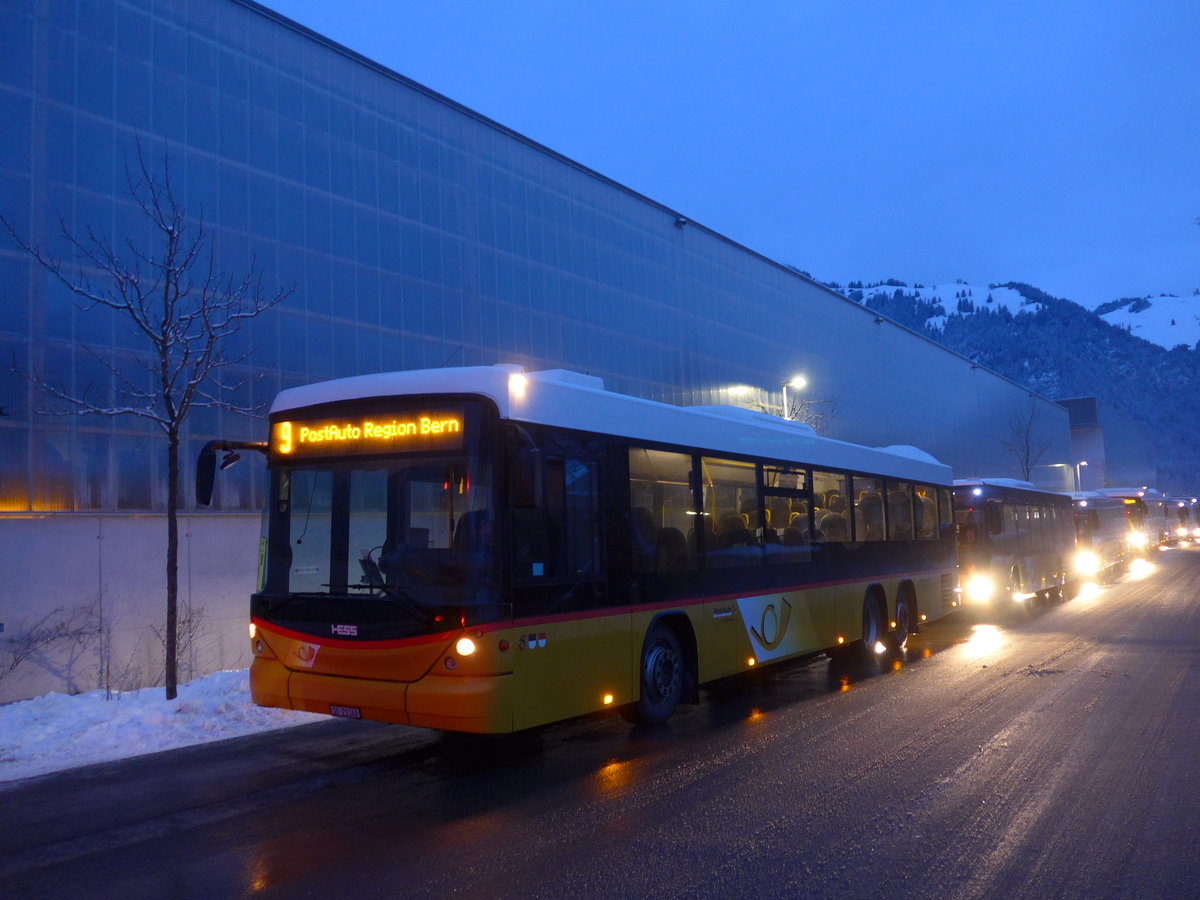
<box><xmin>272</xmin><ymin>365</ymin><xmax>952</xmax><ymax>484</ymax></box>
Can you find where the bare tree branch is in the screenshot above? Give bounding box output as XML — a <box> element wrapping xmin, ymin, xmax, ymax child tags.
<box><xmin>1</xmin><ymin>136</ymin><xmax>293</xmax><ymax>700</ymax></box>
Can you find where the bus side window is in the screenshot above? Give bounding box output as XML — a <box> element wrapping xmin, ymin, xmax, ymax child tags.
<box><xmin>914</xmin><ymin>485</ymin><xmax>937</xmax><ymax>539</ymax></box>
<box><xmin>984</xmin><ymin>500</ymin><xmax>1002</xmax><ymax>535</ymax></box>
<box><xmin>938</xmin><ymin>487</ymin><xmax>954</xmax><ymax>539</ymax></box>
<box><xmin>628</xmin><ymin>447</ymin><xmax>696</xmax><ymax>574</ymax></box>
<box><xmin>558</xmin><ymin>458</ymin><xmax>600</xmax><ymax>577</ymax></box>
<box><xmin>701</xmin><ymin>457</ymin><xmax>762</xmax><ymax>566</ymax></box>
<box><xmin>887</xmin><ymin>481</ymin><xmax>914</xmax><ymax>541</ymax></box>
<box><xmin>516</xmin><ymin>455</ymin><xmax>601</xmax><ymax>581</ymax></box>
<box><xmin>813</xmin><ymin>470</ymin><xmax>850</xmax><ymax>543</ymax></box>
<box><xmin>852</xmin><ymin>475</ymin><xmax>885</xmax><ymax>541</ymax></box>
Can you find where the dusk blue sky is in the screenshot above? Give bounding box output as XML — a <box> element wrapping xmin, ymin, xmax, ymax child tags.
<box><xmin>266</xmin><ymin>0</ymin><xmax>1199</xmax><ymax>309</ymax></box>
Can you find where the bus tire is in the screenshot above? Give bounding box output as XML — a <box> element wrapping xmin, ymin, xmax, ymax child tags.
<box><xmin>627</xmin><ymin>621</ymin><xmax>685</xmax><ymax>725</ymax></box>
<box><xmin>862</xmin><ymin>591</ymin><xmax>887</xmax><ymax>655</ymax></box>
<box><xmin>890</xmin><ymin>586</ymin><xmax>916</xmax><ymax>650</ymax></box>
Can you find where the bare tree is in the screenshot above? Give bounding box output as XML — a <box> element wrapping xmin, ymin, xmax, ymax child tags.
<box><xmin>0</xmin><ymin>604</ymin><xmax>100</xmax><ymax>688</ymax></box>
<box><xmin>782</xmin><ymin>395</ymin><xmax>835</xmax><ymax>434</ymax></box>
<box><xmin>746</xmin><ymin>394</ymin><xmax>836</xmax><ymax>434</ymax></box>
<box><xmin>1002</xmin><ymin>402</ymin><xmax>1052</xmax><ymax>480</ymax></box>
<box><xmin>3</xmin><ymin>143</ymin><xmax>291</xmax><ymax>700</ymax></box>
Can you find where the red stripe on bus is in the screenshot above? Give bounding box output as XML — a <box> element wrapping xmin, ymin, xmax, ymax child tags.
<box><xmin>254</xmin><ymin>566</ymin><xmax>955</xmax><ymax>644</ymax></box>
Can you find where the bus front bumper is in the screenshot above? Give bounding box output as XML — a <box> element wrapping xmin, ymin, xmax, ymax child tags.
<box><xmin>250</xmin><ymin>657</ymin><xmax>515</xmax><ymax>734</ymax></box>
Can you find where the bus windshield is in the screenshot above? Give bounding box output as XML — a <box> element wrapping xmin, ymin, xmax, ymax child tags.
<box><xmin>256</xmin><ymin>400</ymin><xmax>503</xmax><ymax>638</ymax></box>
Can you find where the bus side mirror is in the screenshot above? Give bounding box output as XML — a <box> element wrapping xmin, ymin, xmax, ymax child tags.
<box><xmin>195</xmin><ymin>440</ymin><xmax>267</xmax><ymax>506</ymax></box>
<box><xmin>196</xmin><ymin>441</ymin><xmax>220</xmax><ymax>506</ymax></box>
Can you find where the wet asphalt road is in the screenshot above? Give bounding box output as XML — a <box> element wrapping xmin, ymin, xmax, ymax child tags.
<box><xmin>3</xmin><ymin>548</ymin><xmax>1200</xmax><ymax>899</ymax></box>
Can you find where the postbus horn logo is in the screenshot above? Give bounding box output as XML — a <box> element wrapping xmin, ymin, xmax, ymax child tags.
<box><xmin>750</xmin><ymin>598</ymin><xmax>792</xmax><ymax>651</ymax></box>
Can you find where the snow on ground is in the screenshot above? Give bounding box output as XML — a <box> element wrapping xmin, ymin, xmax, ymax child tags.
<box><xmin>0</xmin><ymin>670</ymin><xmax>325</xmax><ymax>785</ymax></box>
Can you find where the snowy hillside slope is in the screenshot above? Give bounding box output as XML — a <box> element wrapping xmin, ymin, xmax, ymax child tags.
<box><xmin>835</xmin><ymin>279</ymin><xmax>1200</xmax><ymax>353</ymax></box>
<box><xmin>1096</xmin><ymin>294</ymin><xmax>1200</xmax><ymax>351</ymax></box>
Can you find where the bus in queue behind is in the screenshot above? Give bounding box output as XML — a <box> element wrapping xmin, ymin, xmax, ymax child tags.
<box><xmin>952</xmin><ymin>478</ymin><xmax>1078</xmax><ymax>609</ymax></box>
<box><xmin>1071</xmin><ymin>491</ymin><xmax>1141</xmax><ymax>579</ymax></box>
<box><xmin>1165</xmin><ymin>496</ymin><xmax>1200</xmax><ymax>545</ymax></box>
<box><xmin>197</xmin><ymin>365</ymin><xmax>959</xmax><ymax>734</ymax></box>
<box><xmin>1100</xmin><ymin>488</ymin><xmax>1200</xmax><ymax>549</ymax></box>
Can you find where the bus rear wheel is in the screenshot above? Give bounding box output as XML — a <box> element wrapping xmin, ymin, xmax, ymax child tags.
<box><xmin>626</xmin><ymin>622</ymin><xmax>684</xmax><ymax>725</ymax></box>
<box><xmin>890</xmin><ymin>590</ymin><xmax>915</xmax><ymax>650</ymax></box>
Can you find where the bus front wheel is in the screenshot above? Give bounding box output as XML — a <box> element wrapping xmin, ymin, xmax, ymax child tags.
<box><xmin>862</xmin><ymin>595</ymin><xmax>887</xmax><ymax>654</ymax></box>
<box><xmin>626</xmin><ymin>622</ymin><xmax>684</xmax><ymax>725</ymax></box>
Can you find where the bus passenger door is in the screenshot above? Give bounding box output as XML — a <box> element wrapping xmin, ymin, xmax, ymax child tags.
<box><xmin>509</xmin><ymin>440</ymin><xmax>630</xmax><ymax>730</ymax></box>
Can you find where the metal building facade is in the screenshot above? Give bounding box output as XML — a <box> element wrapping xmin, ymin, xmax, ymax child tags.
<box><xmin>0</xmin><ymin>0</ymin><xmax>1070</xmax><ymax>516</ymax></box>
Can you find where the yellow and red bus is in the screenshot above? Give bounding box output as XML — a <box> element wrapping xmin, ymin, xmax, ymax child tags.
<box><xmin>198</xmin><ymin>366</ymin><xmax>958</xmax><ymax>733</ymax></box>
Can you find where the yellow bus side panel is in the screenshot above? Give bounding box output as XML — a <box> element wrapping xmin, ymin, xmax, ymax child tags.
<box><xmin>510</xmin><ymin>611</ymin><xmax>633</xmax><ymax>731</ymax></box>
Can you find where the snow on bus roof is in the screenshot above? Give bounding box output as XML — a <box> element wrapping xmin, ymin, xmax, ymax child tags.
<box><xmin>273</xmin><ymin>365</ymin><xmax>951</xmax><ymax>483</ymax></box>
<box><xmin>954</xmin><ymin>477</ymin><xmax>1039</xmax><ymax>490</ymax></box>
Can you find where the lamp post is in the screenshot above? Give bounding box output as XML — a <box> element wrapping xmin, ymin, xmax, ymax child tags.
<box><xmin>781</xmin><ymin>374</ymin><xmax>807</xmax><ymax>420</ymax></box>
<box><xmin>1075</xmin><ymin>460</ymin><xmax>1088</xmax><ymax>492</ymax></box>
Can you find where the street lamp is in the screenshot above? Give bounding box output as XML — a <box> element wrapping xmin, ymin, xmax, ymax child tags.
<box><xmin>1075</xmin><ymin>460</ymin><xmax>1088</xmax><ymax>492</ymax></box>
<box><xmin>781</xmin><ymin>374</ymin><xmax>807</xmax><ymax>419</ymax></box>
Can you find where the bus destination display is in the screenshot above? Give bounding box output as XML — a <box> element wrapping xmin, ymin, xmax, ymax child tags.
<box><xmin>272</xmin><ymin>410</ymin><xmax>465</xmax><ymax>459</ymax></box>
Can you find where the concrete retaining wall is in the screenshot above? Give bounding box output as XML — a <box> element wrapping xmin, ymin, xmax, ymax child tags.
<box><xmin>0</xmin><ymin>513</ymin><xmax>261</xmax><ymax>704</ymax></box>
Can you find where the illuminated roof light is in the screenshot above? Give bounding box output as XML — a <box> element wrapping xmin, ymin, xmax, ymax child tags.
<box><xmin>747</xmin><ymin>657</ymin><xmax>757</xmax><ymax>667</ymax></box>
<box><xmin>455</xmin><ymin>637</ymin><xmax>477</xmax><ymax>656</ymax></box>
<box><xmin>836</xmin><ymin>636</ymin><xmax>845</xmax><ymax>644</ymax></box>
<box><xmin>509</xmin><ymin>373</ymin><xmax>528</xmax><ymax>399</ymax></box>
<box><xmin>920</xmin><ymin>614</ymin><xmax>928</xmax><ymax>621</ymax></box>
<box><xmin>973</xmin><ymin>487</ymin><xmax>983</xmax><ymax>497</ymax></box>
<box><xmin>603</xmin><ymin>694</ymin><xmax>614</xmax><ymax>705</ymax></box>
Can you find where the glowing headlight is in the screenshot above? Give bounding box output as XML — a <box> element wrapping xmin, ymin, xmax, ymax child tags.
<box><xmin>455</xmin><ymin>636</ymin><xmax>477</xmax><ymax>656</ymax></box>
<box><xmin>1128</xmin><ymin>532</ymin><xmax>1149</xmax><ymax>549</ymax></box>
<box><xmin>1193</xmin><ymin>528</ymin><xmax>1200</xmax><ymax>539</ymax></box>
<box><xmin>1075</xmin><ymin>550</ymin><xmax>1101</xmax><ymax>576</ymax></box>
<box><xmin>964</xmin><ymin>574</ymin><xmax>996</xmax><ymax>603</ymax></box>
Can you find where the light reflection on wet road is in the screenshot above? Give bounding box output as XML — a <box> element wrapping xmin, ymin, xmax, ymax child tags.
<box><xmin>5</xmin><ymin>548</ymin><xmax>1200</xmax><ymax>899</ymax></box>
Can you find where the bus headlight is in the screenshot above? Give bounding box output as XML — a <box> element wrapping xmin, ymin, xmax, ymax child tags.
<box><xmin>964</xmin><ymin>574</ymin><xmax>996</xmax><ymax>604</ymax></box>
<box><xmin>455</xmin><ymin>636</ymin><xmax>477</xmax><ymax>656</ymax></box>
<box><xmin>1128</xmin><ymin>531</ymin><xmax>1149</xmax><ymax>549</ymax></box>
<box><xmin>1193</xmin><ymin>527</ymin><xmax>1200</xmax><ymax>539</ymax></box>
<box><xmin>1075</xmin><ymin>551</ymin><xmax>1101</xmax><ymax>576</ymax></box>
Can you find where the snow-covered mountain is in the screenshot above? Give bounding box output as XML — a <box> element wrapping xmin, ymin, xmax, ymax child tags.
<box><xmin>811</xmin><ymin>277</ymin><xmax>1200</xmax><ymax>490</ymax></box>
<box><xmin>836</xmin><ymin>280</ymin><xmax>1200</xmax><ymax>353</ymax></box>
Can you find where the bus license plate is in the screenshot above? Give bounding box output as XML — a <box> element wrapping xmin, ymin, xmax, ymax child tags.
<box><xmin>330</xmin><ymin>705</ymin><xmax>362</xmax><ymax>719</ymax></box>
